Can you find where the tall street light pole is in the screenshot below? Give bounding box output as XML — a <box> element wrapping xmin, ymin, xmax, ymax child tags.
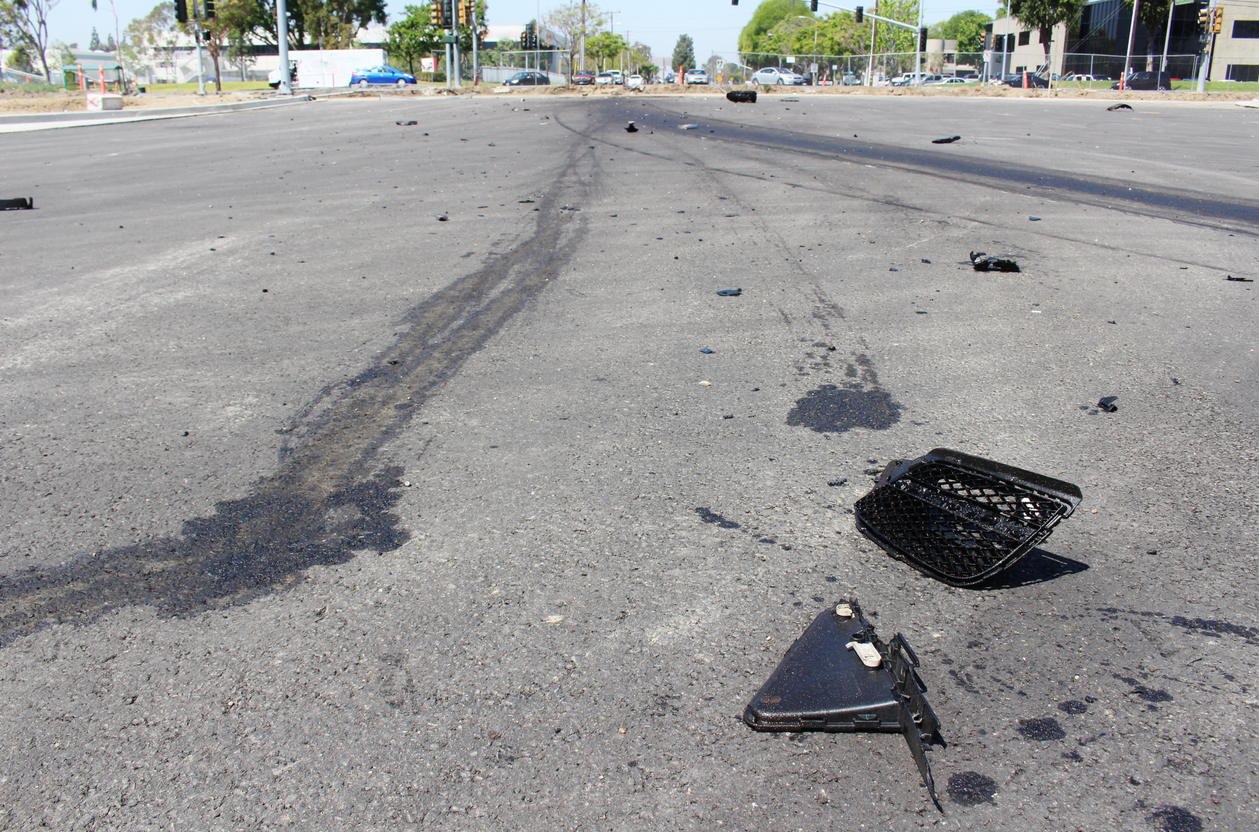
<box><xmin>276</xmin><ymin>0</ymin><xmax>292</xmax><ymax>95</ymax></box>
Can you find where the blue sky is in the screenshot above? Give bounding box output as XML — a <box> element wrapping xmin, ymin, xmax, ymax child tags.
<box><xmin>55</xmin><ymin>1</ymin><xmax>1002</xmax><ymax>64</ymax></box>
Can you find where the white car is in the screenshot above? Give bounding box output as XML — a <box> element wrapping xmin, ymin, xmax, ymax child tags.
<box><xmin>751</xmin><ymin>67</ymin><xmax>805</xmax><ymax>86</ymax></box>
<box><xmin>594</xmin><ymin>72</ymin><xmax>621</xmax><ymax>85</ymax></box>
<box><xmin>684</xmin><ymin>69</ymin><xmax>709</xmax><ymax>85</ymax></box>
<box><xmin>924</xmin><ymin>76</ymin><xmax>971</xmax><ymax>86</ymax></box>
<box><xmin>625</xmin><ymin>74</ymin><xmax>644</xmax><ymax>89</ymax></box>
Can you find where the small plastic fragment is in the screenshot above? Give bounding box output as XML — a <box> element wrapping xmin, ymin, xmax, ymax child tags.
<box><xmin>679</xmin><ymin>124</ymin><xmax>698</xmax><ymax>130</ymax></box>
<box><xmin>847</xmin><ymin>641</ymin><xmax>883</xmax><ymax>668</ymax></box>
<box><xmin>726</xmin><ymin>90</ymin><xmax>757</xmax><ymax>103</ymax></box>
<box><xmin>915</xmin><ymin>310</ymin><xmax>928</xmax><ymax>314</ymax></box>
<box><xmin>932</xmin><ymin>135</ymin><xmax>961</xmax><ymax>144</ymax></box>
<box><xmin>921</xmin><ymin>259</ymin><xmax>931</xmax><ymax>264</ymax></box>
<box><xmin>970</xmin><ymin>251</ymin><xmax>1020</xmax><ymax>273</ymax></box>
<box><xmin>834</xmin><ymin>603</ymin><xmax>853</xmax><ymax>618</ymax></box>
<box><xmin>436</xmin><ymin>214</ymin><xmax>448</xmax><ymax>221</ymax></box>
<box><xmin>1107</xmin><ymin>103</ymin><xmax>1133</xmax><ymax>111</ymax></box>
<box><xmin>625</xmin><ymin>122</ymin><xmax>638</xmax><ymax>133</ymax></box>
<box><xmin>1029</xmin><ymin>216</ymin><xmax>1041</xmax><ymax>221</ymax></box>
<box><xmin>699</xmin><ymin>380</ymin><xmax>711</xmax><ymax>386</ymax></box>
<box><xmin>1225</xmin><ymin>275</ymin><xmax>1253</xmax><ymax>282</ymax></box>
<box><xmin>716</xmin><ymin>288</ymin><xmax>742</xmax><ymax>296</ymax></box>
<box><xmin>723</xmin><ymin>414</ymin><xmax>734</xmax><ymax>419</ymax></box>
<box><xmin>0</xmin><ymin>197</ymin><xmax>33</xmax><ymax>210</ymax></box>
<box><xmin>827</xmin><ymin>478</ymin><xmax>848</xmax><ymax>487</ymax></box>
<box><xmin>1097</xmin><ymin>396</ymin><xmax>1118</xmax><ymax>412</ymax></box>
<box><xmin>396</xmin><ymin>120</ymin><xmax>417</xmax><ymax>126</ymax></box>
<box><xmin>700</xmin><ymin>348</ymin><xmax>714</xmax><ymax>354</ymax></box>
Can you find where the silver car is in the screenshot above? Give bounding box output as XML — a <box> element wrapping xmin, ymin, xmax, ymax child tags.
<box><xmin>751</xmin><ymin>67</ymin><xmax>805</xmax><ymax>86</ymax></box>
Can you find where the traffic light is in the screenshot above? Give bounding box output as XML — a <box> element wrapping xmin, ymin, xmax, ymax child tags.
<box><xmin>204</xmin><ymin>0</ymin><xmax>214</xmax><ymax>19</ymax></box>
<box><xmin>919</xmin><ymin>26</ymin><xmax>928</xmax><ymax>52</ymax></box>
<box><xmin>855</xmin><ymin>6</ymin><xmax>863</xmax><ymax>23</ymax></box>
<box><xmin>457</xmin><ymin>0</ymin><xmax>468</xmax><ymax>26</ymax></box>
<box><xmin>1211</xmin><ymin>7</ymin><xmax>1223</xmax><ymax>33</ymax></box>
<box><xmin>1198</xmin><ymin>6</ymin><xmax>1211</xmax><ymax>27</ymax></box>
<box><xmin>810</xmin><ymin>0</ymin><xmax>818</xmax><ymax>10</ymax></box>
<box><xmin>431</xmin><ymin>0</ymin><xmax>451</xmax><ymax>28</ymax></box>
<box><xmin>175</xmin><ymin>0</ymin><xmax>188</xmax><ymax>23</ymax></box>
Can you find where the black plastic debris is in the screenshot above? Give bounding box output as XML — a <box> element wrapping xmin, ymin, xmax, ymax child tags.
<box><xmin>700</xmin><ymin>348</ymin><xmax>714</xmax><ymax>354</ymax></box>
<box><xmin>1097</xmin><ymin>396</ymin><xmax>1118</xmax><ymax>412</ymax></box>
<box><xmin>0</xmin><ymin>197</ymin><xmax>33</xmax><ymax>210</ymax></box>
<box><xmin>723</xmin><ymin>414</ymin><xmax>734</xmax><ymax>419</ymax></box>
<box><xmin>970</xmin><ymin>251</ymin><xmax>1020</xmax><ymax>273</ymax></box>
<box><xmin>716</xmin><ymin>288</ymin><xmax>742</xmax><ymax>296</ymax></box>
<box><xmin>827</xmin><ymin>478</ymin><xmax>848</xmax><ymax>487</ymax></box>
<box><xmin>518</xmin><ymin>199</ymin><xmax>535</xmax><ymax>204</ymax></box>
<box><xmin>626</xmin><ymin>122</ymin><xmax>639</xmax><ymax>133</ymax></box>
<box><xmin>932</xmin><ymin>135</ymin><xmax>961</xmax><ymax>144</ymax></box>
<box><xmin>853</xmin><ymin>448</ymin><xmax>1082</xmax><ymax>587</ymax></box>
<box><xmin>1107</xmin><ymin>103</ymin><xmax>1133</xmax><ymax>111</ymax></box>
<box><xmin>1225</xmin><ymin>275</ymin><xmax>1253</xmax><ymax>282</ymax></box>
<box><xmin>396</xmin><ymin>120</ymin><xmax>417</xmax><ymax>126</ymax></box>
<box><xmin>921</xmin><ymin>259</ymin><xmax>931</xmax><ymax>264</ymax></box>
<box><xmin>745</xmin><ymin>600</ymin><xmax>943</xmax><ymax>809</ymax></box>
<box><xmin>915</xmin><ymin>310</ymin><xmax>928</xmax><ymax>314</ymax></box>
<box><xmin>726</xmin><ymin>90</ymin><xmax>757</xmax><ymax>103</ymax></box>
<box><xmin>436</xmin><ymin>214</ymin><xmax>448</xmax><ymax>221</ymax></box>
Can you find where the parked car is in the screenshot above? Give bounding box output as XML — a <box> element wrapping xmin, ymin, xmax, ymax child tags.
<box><xmin>663</xmin><ymin>71</ymin><xmax>677</xmax><ymax>83</ymax></box>
<box><xmin>1112</xmin><ymin>71</ymin><xmax>1170</xmax><ymax>90</ymax></box>
<box><xmin>625</xmin><ymin>74</ymin><xmax>645</xmax><ymax>89</ymax></box>
<box><xmin>684</xmin><ymin>69</ymin><xmax>709</xmax><ymax>85</ymax></box>
<box><xmin>1003</xmin><ymin>73</ymin><xmax>1050</xmax><ymax>88</ymax></box>
<box><xmin>502</xmin><ymin>71</ymin><xmax>550</xmax><ymax>86</ymax></box>
<box><xmin>925</xmin><ymin>76</ymin><xmax>971</xmax><ymax>86</ymax></box>
<box><xmin>750</xmin><ymin>67</ymin><xmax>805</xmax><ymax>86</ymax></box>
<box><xmin>572</xmin><ymin>71</ymin><xmax>595</xmax><ymax>85</ymax></box>
<box><xmin>594</xmin><ymin>71</ymin><xmax>621</xmax><ymax>85</ymax></box>
<box><xmin>349</xmin><ymin>66</ymin><xmax>416</xmax><ymax>87</ymax></box>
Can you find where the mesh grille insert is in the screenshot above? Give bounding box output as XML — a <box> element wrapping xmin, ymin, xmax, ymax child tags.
<box><xmin>854</xmin><ymin>449</ymin><xmax>1082</xmax><ymax>586</ymax></box>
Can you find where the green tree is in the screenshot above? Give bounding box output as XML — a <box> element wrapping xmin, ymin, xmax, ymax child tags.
<box><xmin>386</xmin><ymin>3</ymin><xmax>440</xmax><ymax>74</ymax></box>
<box><xmin>929</xmin><ymin>9</ymin><xmax>992</xmax><ymax>54</ymax></box>
<box><xmin>1120</xmin><ymin>0</ymin><xmax>1171</xmax><ymax>70</ymax></box>
<box><xmin>545</xmin><ymin>1</ymin><xmax>605</xmax><ymax>75</ymax></box>
<box><xmin>0</xmin><ymin>0</ymin><xmax>59</xmax><ymax>81</ymax></box>
<box><xmin>670</xmin><ymin>32</ymin><xmax>694</xmax><ymax>73</ymax></box>
<box><xmin>227</xmin><ymin>0</ymin><xmax>386</xmax><ymax>50</ymax></box>
<box><xmin>587</xmin><ymin>30</ymin><xmax>624</xmax><ymax>72</ymax></box>
<box><xmin>122</xmin><ymin>2</ymin><xmax>178</xmax><ymax>82</ymax></box>
<box><xmin>1008</xmin><ymin>0</ymin><xmax>1084</xmax><ymax>57</ymax></box>
<box><xmin>89</xmin><ymin>26</ymin><xmax>100</xmax><ymax>49</ymax></box>
<box><xmin>737</xmin><ymin>0</ymin><xmax>810</xmax><ymax>55</ymax></box>
<box><xmin>4</xmin><ymin>42</ymin><xmax>34</xmax><ymax>71</ymax></box>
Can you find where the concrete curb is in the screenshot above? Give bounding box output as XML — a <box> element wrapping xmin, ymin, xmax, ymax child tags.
<box><xmin>0</xmin><ymin>96</ymin><xmax>315</xmax><ymax>132</ymax></box>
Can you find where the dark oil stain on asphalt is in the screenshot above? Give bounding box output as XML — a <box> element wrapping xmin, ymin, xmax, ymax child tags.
<box><xmin>1148</xmin><ymin>806</ymin><xmax>1203</xmax><ymax>832</ymax></box>
<box><xmin>1097</xmin><ymin>606</ymin><xmax>1259</xmax><ymax>645</ymax></box>
<box><xmin>695</xmin><ymin>508</ymin><xmax>741</xmax><ymax>529</ymax></box>
<box><xmin>0</xmin><ymin>145</ymin><xmax>595</xmax><ymax>648</ymax></box>
<box><xmin>946</xmin><ymin>771</ymin><xmax>997</xmax><ymax>806</ymax></box>
<box><xmin>1115</xmin><ymin>674</ymin><xmax>1174</xmax><ymax>703</ymax></box>
<box><xmin>1017</xmin><ymin>717</ymin><xmax>1066</xmax><ymax>741</ymax></box>
<box><xmin>1058</xmin><ymin>699</ymin><xmax>1088</xmax><ymax>715</ymax></box>
<box><xmin>786</xmin><ymin>354</ymin><xmax>901</xmax><ymax>433</ymax></box>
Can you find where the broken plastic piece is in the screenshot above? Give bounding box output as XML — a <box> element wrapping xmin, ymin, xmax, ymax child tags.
<box><xmin>1029</xmin><ymin>216</ymin><xmax>1041</xmax><ymax>221</ymax></box>
<box><xmin>1107</xmin><ymin>103</ymin><xmax>1133</xmax><ymax>111</ymax></box>
<box><xmin>853</xmin><ymin>448</ymin><xmax>1082</xmax><ymax>587</ymax></box>
<box><xmin>744</xmin><ymin>599</ymin><xmax>943</xmax><ymax>809</ymax></box>
<box><xmin>723</xmin><ymin>414</ymin><xmax>734</xmax><ymax>419</ymax></box>
<box><xmin>970</xmin><ymin>251</ymin><xmax>1020</xmax><ymax>273</ymax></box>
<box><xmin>396</xmin><ymin>120</ymin><xmax>418</xmax><ymax>126</ymax></box>
<box><xmin>1225</xmin><ymin>275</ymin><xmax>1253</xmax><ymax>282</ymax></box>
<box><xmin>700</xmin><ymin>348</ymin><xmax>714</xmax><ymax>354</ymax></box>
<box><xmin>1097</xmin><ymin>396</ymin><xmax>1118</xmax><ymax>412</ymax></box>
<box><xmin>932</xmin><ymin>135</ymin><xmax>961</xmax><ymax>144</ymax></box>
<box><xmin>0</xmin><ymin>197</ymin><xmax>33</xmax><ymax>210</ymax></box>
<box><xmin>827</xmin><ymin>478</ymin><xmax>848</xmax><ymax>487</ymax></box>
<box><xmin>625</xmin><ymin>122</ymin><xmax>638</xmax><ymax>133</ymax></box>
<box><xmin>679</xmin><ymin>124</ymin><xmax>699</xmax><ymax>130</ymax></box>
<box><xmin>847</xmin><ymin>640</ymin><xmax>883</xmax><ymax>667</ymax></box>
<box><xmin>716</xmin><ymin>289</ymin><xmax>742</xmax><ymax>296</ymax></box>
<box><xmin>726</xmin><ymin>90</ymin><xmax>757</xmax><ymax>103</ymax></box>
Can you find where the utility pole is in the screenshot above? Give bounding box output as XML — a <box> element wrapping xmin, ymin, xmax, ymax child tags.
<box><xmin>276</xmin><ymin>0</ymin><xmax>292</xmax><ymax>95</ymax></box>
<box><xmin>580</xmin><ymin>0</ymin><xmax>587</xmax><ymax>71</ymax></box>
<box><xmin>1160</xmin><ymin>0</ymin><xmax>1175</xmax><ymax>74</ymax></box>
<box><xmin>1121</xmin><ymin>0</ymin><xmax>1140</xmax><ymax>89</ymax></box>
<box><xmin>867</xmin><ymin>2</ymin><xmax>877</xmax><ymax>86</ymax></box>
<box><xmin>472</xmin><ymin>1</ymin><xmax>479</xmax><ymax>85</ymax></box>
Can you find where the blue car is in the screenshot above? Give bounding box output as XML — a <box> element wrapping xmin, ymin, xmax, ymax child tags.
<box><xmin>350</xmin><ymin>66</ymin><xmax>417</xmax><ymax>87</ymax></box>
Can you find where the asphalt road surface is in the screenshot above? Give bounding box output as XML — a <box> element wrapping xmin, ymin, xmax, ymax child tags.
<box><xmin>2</xmin><ymin>93</ymin><xmax>1257</xmax><ymax>831</ymax></box>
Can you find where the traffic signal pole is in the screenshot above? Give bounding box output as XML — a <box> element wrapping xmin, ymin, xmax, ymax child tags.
<box><xmin>276</xmin><ymin>0</ymin><xmax>292</xmax><ymax>95</ymax></box>
<box><xmin>817</xmin><ymin>2</ymin><xmax>923</xmax><ymax>85</ymax></box>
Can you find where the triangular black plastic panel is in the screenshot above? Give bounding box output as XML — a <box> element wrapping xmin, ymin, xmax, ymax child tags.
<box><xmin>744</xmin><ymin>601</ymin><xmax>943</xmax><ymax>808</ymax></box>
